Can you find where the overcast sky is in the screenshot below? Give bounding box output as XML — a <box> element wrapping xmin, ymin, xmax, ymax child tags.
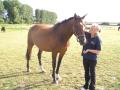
<box><xmin>19</xmin><ymin>0</ymin><xmax>120</xmax><ymax>22</ymax></box>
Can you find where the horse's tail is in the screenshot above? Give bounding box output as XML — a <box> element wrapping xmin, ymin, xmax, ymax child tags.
<box><xmin>26</xmin><ymin>30</ymin><xmax>34</xmax><ymax>61</ymax></box>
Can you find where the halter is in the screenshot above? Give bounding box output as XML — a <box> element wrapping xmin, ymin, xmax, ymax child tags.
<box><xmin>74</xmin><ymin>32</ymin><xmax>85</xmax><ymax>42</ymax></box>
<box><xmin>73</xmin><ymin>24</ymin><xmax>86</xmax><ymax>42</ymax></box>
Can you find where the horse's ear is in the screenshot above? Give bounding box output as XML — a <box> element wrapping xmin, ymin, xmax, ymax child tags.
<box><xmin>81</xmin><ymin>14</ymin><xmax>87</xmax><ymax>19</ymax></box>
<box><xmin>74</xmin><ymin>13</ymin><xmax>77</xmax><ymax>19</ymax></box>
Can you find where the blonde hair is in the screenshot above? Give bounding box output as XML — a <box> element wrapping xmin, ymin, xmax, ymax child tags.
<box><xmin>91</xmin><ymin>23</ymin><xmax>101</xmax><ymax>33</ymax></box>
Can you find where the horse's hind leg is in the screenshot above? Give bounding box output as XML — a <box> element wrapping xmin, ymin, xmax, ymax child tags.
<box><xmin>37</xmin><ymin>50</ymin><xmax>46</xmax><ymax>73</ymax></box>
<box><xmin>52</xmin><ymin>52</ymin><xmax>58</xmax><ymax>84</ymax></box>
<box><xmin>26</xmin><ymin>43</ymin><xmax>33</xmax><ymax>72</ymax></box>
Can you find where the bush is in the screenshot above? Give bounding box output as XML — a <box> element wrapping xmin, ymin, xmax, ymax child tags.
<box><xmin>0</xmin><ymin>18</ymin><xmax>4</xmax><ymax>23</ymax></box>
<box><xmin>100</xmin><ymin>22</ymin><xmax>110</xmax><ymax>25</ymax></box>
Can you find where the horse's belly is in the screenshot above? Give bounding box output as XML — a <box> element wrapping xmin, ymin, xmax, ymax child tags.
<box><xmin>34</xmin><ymin>40</ymin><xmax>54</xmax><ymax>52</ymax></box>
<box><xmin>31</xmin><ymin>34</ymin><xmax>68</xmax><ymax>52</ymax></box>
<box><xmin>34</xmin><ymin>41</ymin><xmax>65</xmax><ymax>52</ymax></box>
<box><xmin>37</xmin><ymin>46</ymin><xmax>53</xmax><ymax>52</ymax></box>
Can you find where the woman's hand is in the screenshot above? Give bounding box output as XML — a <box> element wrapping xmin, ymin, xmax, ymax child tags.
<box><xmin>83</xmin><ymin>49</ymin><xmax>90</xmax><ymax>54</ymax></box>
<box><xmin>83</xmin><ymin>49</ymin><xmax>100</xmax><ymax>54</ymax></box>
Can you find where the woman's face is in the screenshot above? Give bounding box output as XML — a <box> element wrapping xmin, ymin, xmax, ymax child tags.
<box><xmin>89</xmin><ymin>26</ymin><xmax>98</xmax><ymax>35</ymax></box>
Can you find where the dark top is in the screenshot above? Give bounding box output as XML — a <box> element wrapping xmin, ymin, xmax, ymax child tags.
<box><xmin>82</xmin><ymin>32</ymin><xmax>101</xmax><ymax>60</ymax></box>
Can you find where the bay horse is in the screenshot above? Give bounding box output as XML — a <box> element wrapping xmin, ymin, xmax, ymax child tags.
<box><xmin>118</xmin><ymin>26</ymin><xmax>120</xmax><ymax>31</ymax></box>
<box><xmin>26</xmin><ymin>14</ymin><xmax>87</xmax><ymax>84</ymax></box>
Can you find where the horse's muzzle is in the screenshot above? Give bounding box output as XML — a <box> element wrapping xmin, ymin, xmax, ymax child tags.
<box><xmin>78</xmin><ymin>35</ymin><xmax>86</xmax><ymax>45</ymax></box>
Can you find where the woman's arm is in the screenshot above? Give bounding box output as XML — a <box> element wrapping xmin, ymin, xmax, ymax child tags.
<box><xmin>83</xmin><ymin>49</ymin><xmax>100</xmax><ymax>54</ymax></box>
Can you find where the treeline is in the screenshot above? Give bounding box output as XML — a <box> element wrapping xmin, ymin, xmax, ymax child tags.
<box><xmin>35</xmin><ymin>9</ymin><xmax>57</xmax><ymax>24</ymax></box>
<box><xmin>0</xmin><ymin>0</ymin><xmax>57</xmax><ymax>24</ymax></box>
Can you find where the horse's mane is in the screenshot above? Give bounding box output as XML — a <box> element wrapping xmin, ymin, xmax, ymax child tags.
<box><xmin>53</xmin><ymin>16</ymin><xmax>74</xmax><ymax>30</ymax></box>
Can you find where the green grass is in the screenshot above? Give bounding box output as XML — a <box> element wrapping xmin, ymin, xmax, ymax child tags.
<box><xmin>0</xmin><ymin>25</ymin><xmax>120</xmax><ymax>90</ymax></box>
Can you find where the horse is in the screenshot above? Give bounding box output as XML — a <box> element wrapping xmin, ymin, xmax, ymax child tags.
<box><xmin>118</xmin><ymin>26</ymin><xmax>120</xmax><ymax>31</ymax></box>
<box><xmin>26</xmin><ymin>14</ymin><xmax>87</xmax><ymax>84</ymax></box>
<box><xmin>1</xmin><ymin>27</ymin><xmax>6</xmax><ymax>32</ymax></box>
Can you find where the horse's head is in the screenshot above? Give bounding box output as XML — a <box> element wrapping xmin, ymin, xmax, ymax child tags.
<box><xmin>73</xmin><ymin>14</ymin><xmax>87</xmax><ymax>45</ymax></box>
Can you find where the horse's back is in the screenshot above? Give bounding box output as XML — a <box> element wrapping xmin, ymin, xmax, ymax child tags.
<box><xmin>28</xmin><ymin>24</ymin><xmax>53</xmax><ymax>40</ymax></box>
<box><xmin>29</xmin><ymin>24</ymin><xmax>53</xmax><ymax>32</ymax></box>
<box><xmin>28</xmin><ymin>24</ymin><xmax>54</xmax><ymax>40</ymax></box>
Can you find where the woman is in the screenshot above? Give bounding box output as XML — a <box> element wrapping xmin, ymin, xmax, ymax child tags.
<box><xmin>81</xmin><ymin>24</ymin><xmax>101</xmax><ymax>90</ymax></box>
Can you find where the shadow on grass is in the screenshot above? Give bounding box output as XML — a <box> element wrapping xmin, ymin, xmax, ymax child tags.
<box><xmin>0</xmin><ymin>71</ymin><xmax>44</xmax><ymax>79</ymax></box>
<box><xmin>14</xmin><ymin>80</ymin><xmax>52</xmax><ymax>90</ymax></box>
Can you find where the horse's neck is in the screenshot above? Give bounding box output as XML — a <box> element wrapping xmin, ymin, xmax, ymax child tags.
<box><xmin>56</xmin><ymin>23</ymin><xmax>73</xmax><ymax>42</ymax></box>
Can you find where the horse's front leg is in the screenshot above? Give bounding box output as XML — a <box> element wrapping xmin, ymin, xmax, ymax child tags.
<box><xmin>56</xmin><ymin>51</ymin><xmax>66</xmax><ymax>83</ymax></box>
<box><xmin>52</xmin><ymin>52</ymin><xmax>57</xmax><ymax>84</ymax></box>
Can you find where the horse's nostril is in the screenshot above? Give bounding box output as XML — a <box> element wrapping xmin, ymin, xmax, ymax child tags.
<box><xmin>78</xmin><ymin>36</ymin><xmax>86</xmax><ymax>45</ymax></box>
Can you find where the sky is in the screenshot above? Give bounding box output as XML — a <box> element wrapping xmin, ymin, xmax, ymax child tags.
<box><xmin>19</xmin><ymin>0</ymin><xmax>120</xmax><ymax>22</ymax></box>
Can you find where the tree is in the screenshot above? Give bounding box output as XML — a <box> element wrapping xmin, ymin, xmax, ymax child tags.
<box><xmin>35</xmin><ymin>9</ymin><xmax>40</xmax><ymax>23</ymax></box>
<box><xmin>0</xmin><ymin>0</ymin><xmax>4</xmax><ymax>23</ymax></box>
<box><xmin>3</xmin><ymin>0</ymin><xmax>21</xmax><ymax>23</ymax></box>
<box><xmin>35</xmin><ymin>9</ymin><xmax>57</xmax><ymax>24</ymax></box>
<box><xmin>40</xmin><ymin>10</ymin><xmax>57</xmax><ymax>24</ymax></box>
<box><xmin>3</xmin><ymin>0</ymin><xmax>33</xmax><ymax>24</ymax></box>
<box><xmin>20</xmin><ymin>4</ymin><xmax>33</xmax><ymax>24</ymax></box>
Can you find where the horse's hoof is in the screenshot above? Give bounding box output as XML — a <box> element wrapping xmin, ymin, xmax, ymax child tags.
<box><xmin>57</xmin><ymin>78</ymin><xmax>62</xmax><ymax>81</ymax></box>
<box><xmin>56</xmin><ymin>76</ymin><xmax>62</xmax><ymax>81</ymax></box>
<box><xmin>40</xmin><ymin>70</ymin><xmax>46</xmax><ymax>73</ymax></box>
<box><xmin>27</xmin><ymin>69</ymin><xmax>31</xmax><ymax>72</ymax></box>
<box><xmin>27</xmin><ymin>70</ymin><xmax>29</xmax><ymax>72</ymax></box>
<box><xmin>40</xmin><ymin>66</ymin><xmax>46</xmax><ymax>73</ymax></box>
<box><xmin>56</xmin><ymin>74</ymin><xmax>62</xmax><ymax>81</ymax></box>
<box><xmin>52</xmin><ymin>80</ymin><xmax>59</xmax><ymax>85</ymax></box>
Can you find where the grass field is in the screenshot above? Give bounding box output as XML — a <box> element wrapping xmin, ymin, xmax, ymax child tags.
<box><xmin>0</xmin><ymin>25</ymin><xmax>120</xmax><ymax>90</ymax></box>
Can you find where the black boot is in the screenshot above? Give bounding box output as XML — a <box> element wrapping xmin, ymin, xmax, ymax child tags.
<box><xmin>83</xmin><ymin>83</ymin><xmax>89</xmax><ymax>89</ymax></box>
<box><xmin>89</xmin><ymin>84</ymin><xmax>95</xmax><ymax>90</ymax></box>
